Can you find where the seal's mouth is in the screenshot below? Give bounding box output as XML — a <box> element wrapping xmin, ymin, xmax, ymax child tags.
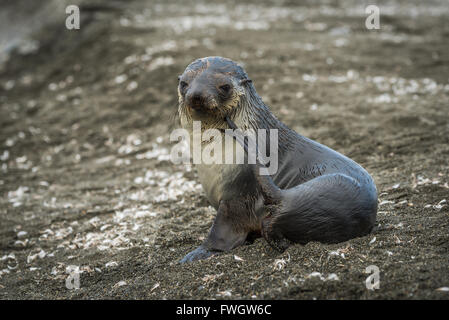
<box><xmin>185</xmin><ymin>103</ymin><xmax>218</xmax><ymax>118</ymax></box>
<box><xmin>182</xmin><ymin>98</ymin><xmax>231</xmax><ymax>120</ymax></box>
<box><xmin>187</xmin><ymin>103</ymin><xmax>214</xmax><ymax>112</ymax></box>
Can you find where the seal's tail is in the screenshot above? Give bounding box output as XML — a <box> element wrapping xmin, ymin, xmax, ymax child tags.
<box><xmin>225</xmin><ymin>116</ymin><xmax>281</xmax><ymax>204</ymax></box>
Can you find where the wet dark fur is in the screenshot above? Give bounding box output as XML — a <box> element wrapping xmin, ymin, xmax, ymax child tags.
<box><xmin>177</xmin><ymin>57</ymin><xmax>378</xmax><ymax>263</ymax></box>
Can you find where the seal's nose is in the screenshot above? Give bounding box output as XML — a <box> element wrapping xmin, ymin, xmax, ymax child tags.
<box><xmin>186</xmin><ymin>90</ymin><xmax>206</xmax><ymax>110</ymax></box>
<box><xmin>191</xmin><ymin>92</ymin><xmax>203</xmax><ymax>105</ymax></box>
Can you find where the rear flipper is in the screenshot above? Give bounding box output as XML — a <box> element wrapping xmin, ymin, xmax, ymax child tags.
<box><xmin>262</xmin><ymin>173</ymin><xmax>377</xmax><ymax>251</ymax></box>
<box><xmin>224</xmin><ymin>117</ymin><xmax>377</xmax><ymax>252</ymax></box>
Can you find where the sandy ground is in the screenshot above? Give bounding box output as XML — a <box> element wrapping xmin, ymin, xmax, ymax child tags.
<box><xmin>0</xmin><ymin>0</ymin><xmax>448</xmax><ymax>299</ymax></box>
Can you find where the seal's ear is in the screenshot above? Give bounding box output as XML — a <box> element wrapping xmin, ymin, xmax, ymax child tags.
<box><xmin>239</xmin><ymin>78</ymin><xmax>252</xmax><ymax>86</ymax></box>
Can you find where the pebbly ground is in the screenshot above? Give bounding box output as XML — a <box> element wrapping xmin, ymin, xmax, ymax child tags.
<box><xmin>0</xmin><ymin>0</ymin><xmax>448</xmax><ymax>299</ymax></box>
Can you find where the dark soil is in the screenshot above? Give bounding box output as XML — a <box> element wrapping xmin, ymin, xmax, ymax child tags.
<box><xmin>0</xmin><ymin>0</ymin><xmax>448</xmax><ymax>299</ymax></box>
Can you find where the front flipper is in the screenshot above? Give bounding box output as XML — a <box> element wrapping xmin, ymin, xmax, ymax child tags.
<box><xmin>179</xmin><ymin>245</ymin><xmax>219</xmax><ymax>263</ymax></box>
<box><xmin>179</xmin><ymin>199</ymin><xmax>249</xmax><ymax>263</ymax></box>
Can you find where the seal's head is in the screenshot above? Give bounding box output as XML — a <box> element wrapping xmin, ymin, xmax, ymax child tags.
<box><xmin>178</xmin><ymin>56</ymin><xmax>253</xmax><ymax>128</ymax></box>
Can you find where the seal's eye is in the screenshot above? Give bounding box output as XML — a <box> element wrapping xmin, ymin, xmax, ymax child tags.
<box><xmin>219</xmin><ymin>84</ymin><xmax>231</xmax><ymax>94</ymax></box>
<box><xmin>179</xmin><ymin>81</ymin><xmax>188</xmax><ymax>91</ymax></box>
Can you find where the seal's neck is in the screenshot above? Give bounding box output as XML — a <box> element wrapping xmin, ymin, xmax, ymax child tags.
<box><xmin>228</xmin><ymin>87</ymin><xmax>296</xmax><ymax>144</ymax></box>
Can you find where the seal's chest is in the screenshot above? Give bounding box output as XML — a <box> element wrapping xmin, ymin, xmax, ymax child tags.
<box><xmin>196</xmin><ymin>160</ymin><xmax>247</xmax><ymax>209</ymax></box>
<box><xmin>193</xmin><ymin>134</ymin><xmax>249</xmax><ymax>208</ymax></box>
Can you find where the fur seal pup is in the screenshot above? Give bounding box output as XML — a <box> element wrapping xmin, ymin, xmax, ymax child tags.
<box><xmin>177</xmin><ymin>56</ymin><xmax>377</xmax><ymax>263</ymax></box>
